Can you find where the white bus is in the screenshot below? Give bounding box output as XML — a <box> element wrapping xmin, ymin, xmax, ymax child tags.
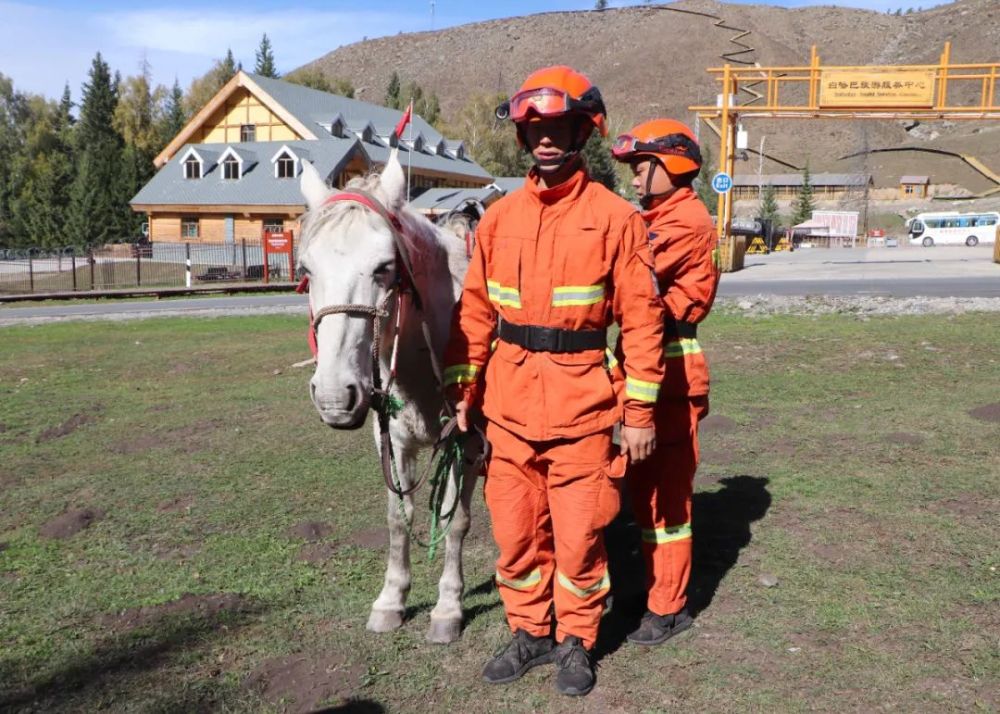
<box><xmin>907</xmin><ymin>211</ymin><xmax>999</xmax><ymax>247</ymax></box>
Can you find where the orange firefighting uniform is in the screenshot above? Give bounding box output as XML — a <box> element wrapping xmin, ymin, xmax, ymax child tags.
<box><xmin>444</xmin><ymin>167</ymin><xmax>665</xmax><ymax>648</ymax></box>
<box><xmin>615</xmin><ymin>185</ymin><xmax>720</xmax><ymax>617</ymax></box>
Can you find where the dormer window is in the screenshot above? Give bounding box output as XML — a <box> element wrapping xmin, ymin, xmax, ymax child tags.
<box><xmin>410</xmin><ymin>134</ymin><xmax>425</xmax><ymax>152</ymax></box>
<box><xmin>330</xmin><ymin>117</ymin><xmax>345</xmax><ymax>138</ymax></box>
<box><xmin>240</xmin><ymin>124</ymin><xmax>256</xmax><ymax>142</ymax></box>
<box><xmin>184</xmin><ymin>156</ymin><xmax>201</xmax><ymax>179</ymax></box>
<box><xmin>222</xmin><ymin>156</ymin><xmax>240</xmax><ymax>180</ymax></box>
<box><xmin>276</xmin><ymin>152</ymin><xmax>295</xmax><ymax>178</ymax></box>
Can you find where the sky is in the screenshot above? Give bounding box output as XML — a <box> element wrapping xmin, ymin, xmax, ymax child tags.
<box><xmin>1</xmin><ymin>0</ymin><xmax>951</xmax><ymax>101</ymax></box>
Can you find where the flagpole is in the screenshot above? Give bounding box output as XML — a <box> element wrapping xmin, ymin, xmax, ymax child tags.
<box><xmin>406</xmin><ymin>99</ymin><xmax>413</xmax><ymax>201</ymax></box>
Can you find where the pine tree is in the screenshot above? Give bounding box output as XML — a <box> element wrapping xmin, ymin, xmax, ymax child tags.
<box><xmin>221</xmin><ymin>49</ymin><xmax>239</xmax><ymax>81</ymax></box>
<box><xmin>254</xmin><ymin>34</ymin><xmax>279</xmax><ymax>78</ymax></box>
<box><xmin>582</xmin><ymin>131</ymin><xmax>616</xmax><ymax>191</ymax></box>
<box><xmin>694</xmin><ymin>143</ymin><xmax>716</xmax><ymax>214</ymax></box>
<box><xmin>791</xmin><ymin>164</ymin><xmax>816</xmax><ymax>226</ymax></box>
<box><xmin>161</xmin><ymin>79</ymin><xmax>187</xmax><ymax>145</ymax></box>
<box><xmin>0</xmin><ymin>73</ymin><xmax>29</xmax><ymax>247</ymax></box>
<box><xmin>760</xmin><ymin>182</ymin><xmax>779</xmax><ymax>223</ymax></box>
<box><xmin>595</xmin><ymin>0</ymin><xmax>608</xmax><ymax>9</ymax></box>
<box><xmin>385</xmin><ymin>71</ymin><xmax>401</xmax><ymax>109</ymax></box>
<box><xmin>68</xmin><ymin>52</ymin><xmax>125</xmax><ymax>246</ymax></box>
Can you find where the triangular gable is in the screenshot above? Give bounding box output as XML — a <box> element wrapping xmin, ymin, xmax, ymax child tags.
<box><xmin>154</xmin><ymin>71</ymin><xmax>318</xmax><ymax>168</ymax></box>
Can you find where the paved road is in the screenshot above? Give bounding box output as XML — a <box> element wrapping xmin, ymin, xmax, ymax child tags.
<box><xmin>2</xmin><ymin>245</ymin><xmax>997</xmax><ymax>320</ymax></box>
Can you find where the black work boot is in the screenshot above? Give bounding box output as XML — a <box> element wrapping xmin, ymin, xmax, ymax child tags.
<box><xmin>482</xmin><ymin>629</ymin><xmax>555</xmax><ymax>684</ymax></box>
<box><xmin>553</xmin><ymin>635</ymin><xmax>595</xmax><ymax>696</ymax></box>
<box><xmin>626</xmin><ymin>608</ymin><xmax>693</xmax><ymax>646</ymax></box>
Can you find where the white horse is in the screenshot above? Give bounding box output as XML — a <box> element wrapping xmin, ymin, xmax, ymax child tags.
<box><xmin>298</xmin><ymin>150</ymin><xmax>480</xmax><ymax>644</ymax></box>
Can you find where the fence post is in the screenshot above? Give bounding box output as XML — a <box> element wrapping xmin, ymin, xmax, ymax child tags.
<box><xmin>71</xmin><ymin>250</ymin><xmax>77</xmax><ymax>291</ymax></box>
<box><xmin>241</xmin><ymin>239</ymin><xmax>247</xmax><ymax>279</ymax></box>
<box><xmin>89</xmin><ymin>249</ymin><xmax>95</xmax><ymax>290</ymax></box>
<box><xmin>136</xmin><ymin>247</ymin><xmax>141</xmax><ymax>286</ymax></box>
<box><xmin>185</xmin><ymin>243</ymin><xmax>192</xmax><ymax>287</ymax></box>
<box><xmin>28</xmin><ymin>253</ymin><xmax>34</xmax><ymax>293</ymax></box>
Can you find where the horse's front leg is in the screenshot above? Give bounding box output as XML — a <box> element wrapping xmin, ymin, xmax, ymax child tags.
<box><xmin>367</xmin><ymin>448</ymin><xmax>416</xmax><ymax>633</ymax></box>
<box><xmin>426</xmin><ymin>456</ymin><xmax>480</xmax><ymax>643</ymax></box>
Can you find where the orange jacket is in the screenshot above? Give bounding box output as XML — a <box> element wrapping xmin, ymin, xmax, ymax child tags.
<box><xmin>642</xmin><ymin>186</ymin><xmax>720</xmax><ymax>397</ymax></box>
<box><xmin>444</xmin><ymin>168</ymin><xmax>665</xmax><ymax>441</ymax></box>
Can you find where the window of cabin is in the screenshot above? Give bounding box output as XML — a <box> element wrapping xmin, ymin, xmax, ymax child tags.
<box><xmin>263</xmin><ymin>218</ymin><xmax>285</xmax><ymax>234</ymax></box>
<box><xmin>222</xmin><ymin>156</ymin><xmax>240</xmax><ymax>180</ymax></box>
<box><xmin>904</xmin><ymin>184</ymin><xmax>915</xmax><ymax>195</ymax></box>
<box><xmin>184</xmin><ymin>156</ymin><xmax>201</xmax><ymax>179</ymax></box>
<box><xmin>240</xmin><ymin>124</ymin><xmax>256</xmax><ymax>142</ymax></box>
<box><xmin>275</xmin><ymin>153</ymin><xmax>295</xmax><ymax>178</ymax></box>
<box><xmin>181</xmin><ymin>217</ymin><xmax>199</xmax><ymax>239</ymax></box>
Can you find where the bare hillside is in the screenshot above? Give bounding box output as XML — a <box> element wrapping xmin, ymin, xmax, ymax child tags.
<box><xmin>301</xmin><ymin>0</ymin><xmax>1000</xmax><ymax>191</ymax></box>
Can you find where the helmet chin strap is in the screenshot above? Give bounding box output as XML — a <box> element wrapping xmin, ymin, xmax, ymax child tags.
<box><xmin>639</xmin><ymin>159</ymin><xmax>675</xmax><ymax>210</ymax></box>
<box><xmin>523</xmin><ymin>117</ymin><xmax>588</xmax><ymax>173</ymax></box>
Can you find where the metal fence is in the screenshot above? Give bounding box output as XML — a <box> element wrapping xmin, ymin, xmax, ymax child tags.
<box><xmin>0</xmin><ymin>240</ymin><xmax>298</xmax><ymax>295</ymax></box>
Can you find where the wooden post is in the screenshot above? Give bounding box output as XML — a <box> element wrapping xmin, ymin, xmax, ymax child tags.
<box><xmin>28</xmin><ymin>253</ymin><xmax>34</xmax><ymax>292</ymax></box>
<box><xmin>71</xmin><ymin>251</ymin><xmax>77</xmax><ymax>291</ymax></box>
<box><xmin>135</xmin><ymin>248</ymin><xmax>141</xmax><ymax>286</ymax></box>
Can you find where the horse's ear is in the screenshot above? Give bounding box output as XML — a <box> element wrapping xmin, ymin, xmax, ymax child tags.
<box><xmin>300</xmin><ymin>161</ymin><xmax>331</xmax><ymax>211</ymax></box>
<box><xmin>380</xmin><ymin>149</ymin><xmax>406</xmax><ymax>211</ymax></box>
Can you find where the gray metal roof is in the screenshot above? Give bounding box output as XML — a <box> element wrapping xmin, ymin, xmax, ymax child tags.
<box><xmin>491</xmin><ymin>177</ymin><xmax>525</xmax><ymax>194</ymax></box>
<box><xmin>733</xmin><ymin>173</ymin><xmax>872</xmax><ymax>187</ymax></box>
<box><xmin>899</xmin><ymin>175</ymin><xmax>930</xmax><ymax>184</ymax></box>
<box><xmin>248</xmin><ymin>74</ymin><xmax>490</xmax><ymax>180</ymax></box>
<box><xmin>408</xmin><ymin>186</ymin><xmax>503</xmax><ymax>214</ymax></box>
<box><xmin>131</xmin><ymin>139</ymin><xmax>362</xmax><ymax>207</ymax></box>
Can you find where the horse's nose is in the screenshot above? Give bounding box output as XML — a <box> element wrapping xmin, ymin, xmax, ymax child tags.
<box><xmin>310</xmin><ymin>376</ymin><xmax>367</xmax><ymax>428</ymax></box>
<box><xmin>344</xmin><ymin>384</ymin><xmax>358</xmax><ymax>413</ymax></box>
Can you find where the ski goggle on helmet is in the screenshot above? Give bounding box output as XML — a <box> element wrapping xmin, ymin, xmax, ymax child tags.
<box><xmin>494</xmin><ymin>65</ymin><xmax>608</xmax><ymax>138</ymax></box>
<box><xmin>612</xmin><ymin>120</ymin><xmax>703</xmax><ymax>175</ymax></box>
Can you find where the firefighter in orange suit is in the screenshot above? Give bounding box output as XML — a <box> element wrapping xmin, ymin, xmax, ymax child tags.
<box><xmin>443</xmin><ymin>66</ymin><xmax>665</xmax><ymax>696</ymax></box>
<box><xmin>610</xmin><ymin>119</ymin><xmax>720</xmax><ymax>645</ymax></box>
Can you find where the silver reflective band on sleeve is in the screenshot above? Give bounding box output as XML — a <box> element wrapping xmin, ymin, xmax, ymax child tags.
<box><xmin>443</xmin><ymin>364</ymin><xmax>480</xmax><ymax>386</ymax></box>
<box><xmin>641</xmin><ymin>523</ymin><xmax>692</xmax><ymax>544</ymax></box>
<box><xmin>625</xmin><ymin>376</ymin><xmax>659</xmax><ymax>403</ymax></box>
<box><xmin>487</xmin><ymin>280</ymin><xmax>522</xmax><ymax>308</ymax></box>
<box><xmin>664</xmin><ymin>338</ymin><xmax>703</xmax><ymax>358</ymax></box>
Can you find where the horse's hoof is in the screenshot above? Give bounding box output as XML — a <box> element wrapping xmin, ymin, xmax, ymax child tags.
<box><xmin>367</xmin><ymin>609</ymin><xmax>404</xmax><ymax>633</ymax></box>
<box><xmin>426</xmin><ymin>617</ymin><xmax>462</xmax><ymax>644</ymax></box>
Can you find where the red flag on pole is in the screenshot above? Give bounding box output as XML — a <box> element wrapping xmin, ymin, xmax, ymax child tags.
<box><xmin>394</xmin><ymin>99</ymin><xmax>413</xmax><ymax>139</ymax></box>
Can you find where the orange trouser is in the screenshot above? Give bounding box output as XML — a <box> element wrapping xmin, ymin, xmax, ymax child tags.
<box><xmin>485</xmin><ymin>421</ymin><xmax>625</xmax><ymax>649</ymax></box>
<box><xmin>627</xmin><ymin>395</ymin><xmax>709</xmax><ymax>616</ymax></box>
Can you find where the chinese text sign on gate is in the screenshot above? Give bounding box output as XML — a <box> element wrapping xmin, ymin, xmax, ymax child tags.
<box><xmin>819</xmin><ymin>69</ymin><xmax>936</xmax><ymax>108</ymax></box>
<box><xmin>262</xmin><ymin>230</ymin><xmax>294</xmax><ymax>283</ymax></box>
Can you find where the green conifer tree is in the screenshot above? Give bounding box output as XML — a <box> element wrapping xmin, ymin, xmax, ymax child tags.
<box><xmin>694</xmin><ymin>143</ymin><xmax>716</xmax><ymax>214</ymax></box>
<box><xmin>760</xmin><ymin>182</ymin><xmax>779</xmax><ymax>223</ymax></box>
<box><xmin>385</xmin><ymin>71</ymin><xmax>401</xmax><ymax>109</ymax></box>
<box><xmin>791</xmin><ymin>163</ymin><xmax>816</xmax><ymax>226</ymax></box>
<box><xmin>161</xmin><ymin>79</ymin><xmax>187</xmax><ymax>145</ymax></box>
<box><xmin>582</xmin><ymin>131</ymin><xmax>617</xmax><ymax>191</ymax></box>
<box><xmin>254</xmin><ymin>34</ymin><xmax>279</xmax><ymax>78</ymax></box>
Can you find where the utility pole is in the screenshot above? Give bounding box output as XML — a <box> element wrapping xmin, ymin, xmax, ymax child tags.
<box><xmin>430</xmin><ymin>1</ymin><xmax>436</xmax><ymax>30</ymax></box>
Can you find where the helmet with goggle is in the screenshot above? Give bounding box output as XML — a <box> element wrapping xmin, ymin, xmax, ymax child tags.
<box><xmin>496</xmin><ymin>65</ymin><xmax>608</xmax><ymax>147</ymax></box>
<box><xmin>611</xmin><ymin>119</ymin><xmax>702</xmax><ymax>175</ymax></box>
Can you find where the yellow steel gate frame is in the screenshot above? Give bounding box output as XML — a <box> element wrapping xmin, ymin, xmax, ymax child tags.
<box><xmin>688</xmin><ymin>43</ymin><xmax>1000</xmax><ymax>265</ymax></box>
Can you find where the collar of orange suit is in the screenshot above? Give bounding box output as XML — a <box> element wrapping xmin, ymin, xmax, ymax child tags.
<box><xmin>641</xmin><ymin>185</ymin><xmax>697</xmax><ymax>230</ymax></box>
<box><xmin>524</xmin><ymin>166</ymin><xmax>589</xmax><ymax>206</ymax></box>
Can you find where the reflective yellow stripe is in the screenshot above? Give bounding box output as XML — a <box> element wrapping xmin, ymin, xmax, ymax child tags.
<box><xmin>487</xmin><ymin>280</ymin><xmax>522</xmax><ymax>308</ymax></box>
<box><xmin>664</xmin><ymin>338</ymin><xmax>703</xmax><ymax>358</ymax></box>
<box><xmin>556</xmin><ymin>570</ymin><xmax>610</xmax><ymax>598</ymax></box>
<box><xmin>443</xmin><ymin>364</ymin><xmax>480</xmax><ymax>386</ymax></box>
<box><xmin>642</xmin><ymin>523</ymin><xmax>692</xmax><ymax>544</ymax></box>
<box><xmin>496</xmin><ymin>567</ymin><xmax>542</xmax><ymax>591</ymax></box>
<box><xmin>625</xmin><ymin>376</ymin><xmax>659</xmax><ymax>403</ymax></box>
<box><xmin>604</xmin><ymin>348</ymin><xmax>618</xmax><ymax>371</ymax></box>
<box><xmin>552</xmin><ymin>284</ymin><xmax>605</xmax><ymax>307</ymax></box>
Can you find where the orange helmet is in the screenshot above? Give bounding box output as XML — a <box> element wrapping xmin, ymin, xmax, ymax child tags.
<box><xmin>612</xmin><ymin>118</ymin><xmax>702</xmax><ymax>175</ymax></box>
<box><xmin>497</xmin><ymin>65</ymin><xmax>608</xmax><ymax>143</ymax></box>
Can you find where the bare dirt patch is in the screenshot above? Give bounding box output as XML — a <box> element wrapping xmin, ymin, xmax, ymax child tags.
<box><xmin>36</xmin><ymin>412</ymin><xmax>96</xmax><ymax>443</ymax></box>
<box><xmin>39</xmin><ymin>507</ymin><xmax>105</xmax><ymax>539</ymax></box>
<box><xmin>110</xmin><ymin>419</ymin><xmax>225</xmax><ymax>455</ymax></box>
<box><xmin>288</xmin><ymin>521</ymin><xmax>333</xmax><ymax>543</ymax></box>
<box><xmin>157</xmin><ymin>495</ymin><xmax>195</xmax><ymax>513</ymax></box>
<box><xmin>699</xmin><ymin>447</ymin><xmax>735</xmax><ymax>467</ymax></box>
<box><xmin>297</xmin><ymin>542</ymin><xmax>338</xmax><ymax>565</ymax></box>
<box><xmin>244</xmin><ymin>652</ymin><xmax>365</xmax><ymax>713</ymax></box>
<box><xmin>101</xmin><ymin>593</ymin><xmax>249</xmax><ymax>634</ymax></box>
<box><xmin>884</xmin><ymin>432</ymin><xmax>925</xmax><ymax>445</ymax></box>
<box><xmin>0</xmin><ymin>422</ymin><xmax>7</xmax><ymax>433</ymax></box>
<box><xmin>700</xmin><ymin>415</ymin><xmax>737</xmax><ymax>434</ymax></box>
<box><xmin>934</xmin><ymin>492</ymin><xmax>990</xmax><ymax>520</ymax></box>
<box><xmin>342</xmin><ymin>527</ymin><xmax>387</xmax><ymax>550</ymax></box>
<box><xmin>968</xmin><ymin>402</ymin><xmax>1000</xmax><ymax>423</ymax></box>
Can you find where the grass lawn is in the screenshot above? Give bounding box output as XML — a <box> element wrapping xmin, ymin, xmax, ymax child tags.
<box><xmin>1</xmin><ymin>312</ymin><xmax>997</xmax><ymax>712</ymax></box>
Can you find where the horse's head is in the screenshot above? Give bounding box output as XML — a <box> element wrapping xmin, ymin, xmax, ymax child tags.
<box><xmin>298</xmin><ymin>152</ymin><xmax>408</xmax><ymax>429</ymax></box>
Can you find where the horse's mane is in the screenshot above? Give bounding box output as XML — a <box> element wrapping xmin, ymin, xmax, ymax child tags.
<box><xmin>298</xmin><ymin>172</ymin><xmax>467</xmax><ymax>293</ymax></box>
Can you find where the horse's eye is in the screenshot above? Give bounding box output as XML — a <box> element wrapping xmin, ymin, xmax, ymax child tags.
<box><xmin>373</xmin><ymin>261</ymin><xmax>394</xmax><ymax>277</ymax></box>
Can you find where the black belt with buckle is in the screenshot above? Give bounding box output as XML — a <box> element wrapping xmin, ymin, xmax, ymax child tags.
<box><xmin>664</xmin><ymin>318</ymin><xmax>698</xmax><ymax>339</ymax></box>
<box><xmin>497</xmin><ymin>319</ymin><xmax>607</xmax><ymax>353</ymax></box>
